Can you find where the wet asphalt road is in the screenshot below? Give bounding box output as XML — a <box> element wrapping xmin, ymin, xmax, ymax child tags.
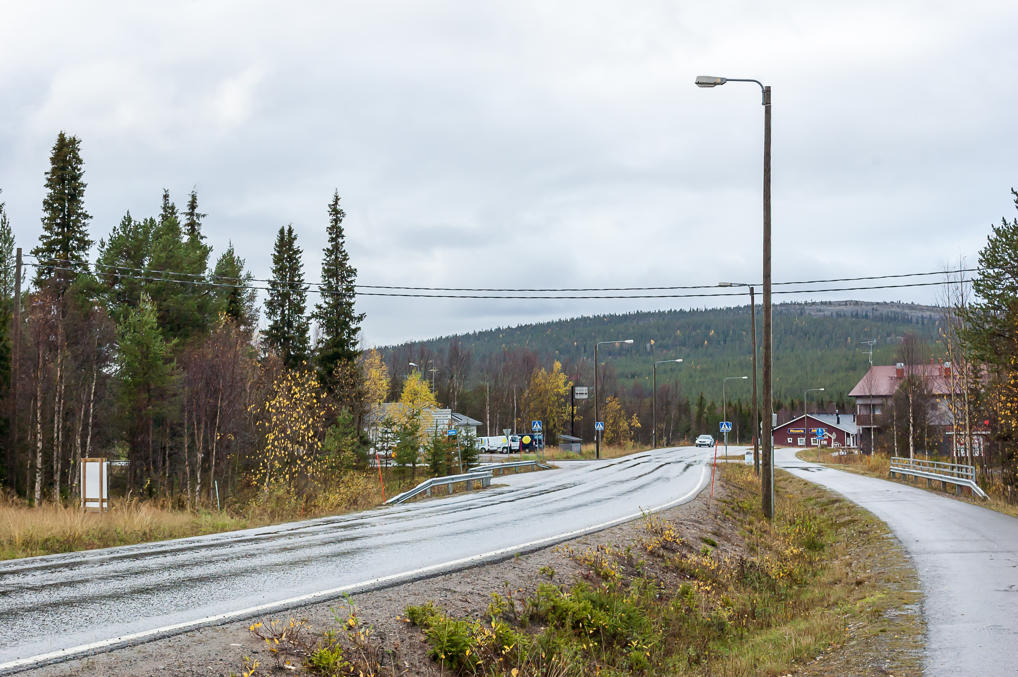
<box><xmin>0</xmin><ymin>447</ymin><xmax>711</xmax><ymax>671</ymax></box>
<box><xmin>778</xmin><ymin>449</ymin><xmax>1018</xmax><ymax>677</ymax></box>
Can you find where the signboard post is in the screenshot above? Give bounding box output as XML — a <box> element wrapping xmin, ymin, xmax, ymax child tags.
<box><xmin>815</xmin><ymin>427</ymin><xmax>826</xmax><ymax>461</ymax></box>
<box><xmin>570</xmin><ymin>386</ymin><xmax>588</xmax><ymax>438</ymax></box>
<box><xmin>719</xmin><ymin>421</ymin><xmax>733</xmax><ymax>457</ymax></box>
<box><xmin>80</xmin><ymin>458</ymin><xmax>109</xmax><ymax>512</ymax></box>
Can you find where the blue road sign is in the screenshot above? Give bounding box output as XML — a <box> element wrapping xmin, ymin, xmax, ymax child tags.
<box><xmin>531</xmin><ymin>420</ymin><xmax>543</xmax><ymax>432</ymax></box>
<box><xmin>719</xmin><ymin>421</ymin><xmax>733</xmax><ymax>433</ymax></box>
<box><xmin>446</xmin><ymin>428</ymin><xmax>458</xmax><ymax>437</ymax></box>
<box><xmin>815</xmin><ymin>427</ymin><xmax>826</xmax><ymax>438</ymax></box>
<box><xmin>594</xmin><ymin>421</ymin><xmax>605</xmax><ymax>431</ymax></box>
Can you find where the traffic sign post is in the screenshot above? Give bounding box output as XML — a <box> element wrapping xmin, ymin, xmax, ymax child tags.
<box><xmin>719</xmin><ymin>421</ymin><xmax>733</xmax><ymax>458</ymax></box>
<box><xmin>815</xmin><ymin>427</ymin><xmax>826</xmax><ymax>461</ymax></box>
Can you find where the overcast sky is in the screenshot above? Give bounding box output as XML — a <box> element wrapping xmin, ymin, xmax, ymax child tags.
<box><xmin>1</xmin><ymin>1</ymin><xmax>1015</xmax><ymax>346</ymax></box>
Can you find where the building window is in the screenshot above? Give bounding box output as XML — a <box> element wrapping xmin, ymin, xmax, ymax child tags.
<box><xmin>874</xmin><ymin>406</ymin><xmax>882</xmax><ymax>415</ymax></box>
<box><xmin>787</xmin><ymin>437</ymin><xmax>792</xmax><ymax>443</ymax></box>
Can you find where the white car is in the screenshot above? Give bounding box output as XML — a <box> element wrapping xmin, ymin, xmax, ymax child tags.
<box><xmin>695</xmin><ymin>435</ymin><xmax>715</xmax><ymax>448</ymax></box>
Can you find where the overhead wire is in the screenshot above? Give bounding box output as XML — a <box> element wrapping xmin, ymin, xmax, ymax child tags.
<box><xmin>24</xmin><ymin>255</ymin><xmax>978</xmax><ymax>296</ymax></box>
<box><xmin>23</xmin><ymin>261</ymin><xmax>968</xmax><ymax>300</ymax></box>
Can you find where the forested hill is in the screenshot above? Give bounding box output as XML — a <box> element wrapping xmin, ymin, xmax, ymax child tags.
<box><xmin>381</xmin><ymin>301</ymin><xmax>944</xmax><ymax>404</ymax></box>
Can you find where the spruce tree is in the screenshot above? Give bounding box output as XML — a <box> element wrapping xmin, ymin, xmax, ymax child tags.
<box><xmin>183</xmin><ymin>189</ymin><xmax>206</xmax><ymax>241</ymax></box>
<box><xmin>96</xmin><ymin>211</ymin><xmax>154</xmax><ymax>319</ymax></box>
<box><xmin>31</xmin><ymin>132</ymin><xmax>92</xmax><ymax>290</ymax></box>
<box><xmin>147</xmin><ymin>191</ymin><xmax>213</xmax><ymax>343</ymax></box>
<box><xmin>212</xmin><ymin>243</ymin><xmax>258</xmax><ymax>329</ymax></box>
<box><xmin>159</xmin><ymin>189</ymin><xmax>177</xmax><ymax>226</ymax></box>
<box><xmin>264</xmin><ymin>225</ymin><xmax>310</xmax><ymax>368</ymax></box>
<box><xmin>313</xmin><ymin>190</ymin><xmax>364</xmax><ymax>390</ymax></box>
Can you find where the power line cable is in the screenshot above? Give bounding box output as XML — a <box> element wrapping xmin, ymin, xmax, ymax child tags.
<box><xmin>24</xmin><ymin>255</ymin><xmax>979</xmax><ymax>294</ymax></box>
<box><xmin>23</xmin><ymin>261</ymin><xmax>965</xmax><ymax>300</ymax></box>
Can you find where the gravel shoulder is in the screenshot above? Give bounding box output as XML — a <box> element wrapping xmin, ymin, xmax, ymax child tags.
<box><xmin>22</xmin><ymin>469</ymin><xmax>923</xmax><ymax>676</ymax></box>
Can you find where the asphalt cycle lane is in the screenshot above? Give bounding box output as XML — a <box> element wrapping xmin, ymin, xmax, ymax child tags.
<box><xmin>0</xmin><ymin>446</ymin><xmax>712</xmax><ymax>672</ymax></box>
<box><xmin>777</xmin><ymin>448</ymin><xmax>1018</xmax><ymax>677</ymax></box>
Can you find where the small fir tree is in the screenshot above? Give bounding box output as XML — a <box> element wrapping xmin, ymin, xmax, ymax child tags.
<box><xmin>212</xmin><ymin>243</ymin><xmax>258</xmax><ymax>329</ymax></box>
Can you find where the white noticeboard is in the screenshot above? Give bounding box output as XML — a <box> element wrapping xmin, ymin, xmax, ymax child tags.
<box><xmin>80</xmin><ymin>458</ymin><xmax>109</xmax><ymax>512</ymax></box>
<box><xmin>573</xmin><ymin>386</ymin><xmax>589</xmax><ymax>400</ymax></box>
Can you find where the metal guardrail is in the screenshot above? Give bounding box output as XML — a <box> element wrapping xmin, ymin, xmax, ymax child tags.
<box><xmin>889</xmin><ymin>456</ymin><xmax>988</xmax><ymax>499</ymax></box>
<box><xmin>472</xmin><ymin>460</ymin><xmax>550</xmax><ymax>475</ymax></box>
<box><xmin>384</xmin><ymin>470</ymin><xmax>493</xmax><ymax>505</ymax></box>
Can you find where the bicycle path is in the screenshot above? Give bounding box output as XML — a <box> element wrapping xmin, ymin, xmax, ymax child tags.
<box><xmin>777</xmin><ymin>449</ymin><xmax>1018</xmax><ymax>676</ymax></box>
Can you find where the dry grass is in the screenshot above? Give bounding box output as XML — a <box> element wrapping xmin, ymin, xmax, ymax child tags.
<box><xmin>805</xmin><ymin>449</ymin><xmax>1018</xmax><ymax>518</ymax></box>
<box><xmin>541</xmin><ymin>442</ymin><xmax>650</xmax><ymax>461</ymax></box>
<box><xmin>0</xmin><ymin>496</ymin><xmax>249</xmax><ymax>560</ymax></box>
<box><xmin>0</xmin><ymin>470</ymin><xmax>422</xmax><ymax>561</ymax></box>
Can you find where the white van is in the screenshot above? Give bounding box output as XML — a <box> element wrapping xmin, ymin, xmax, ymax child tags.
<box><xmin>479</xmin><ymin>435</ymin><xmax>510</xmax><ymax>453</ymax></box>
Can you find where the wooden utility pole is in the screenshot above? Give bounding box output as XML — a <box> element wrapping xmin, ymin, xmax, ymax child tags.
<box><xmin>761</xmin><ymin>85</ymin><xmax>774</xmax><ymax>519</ymax></box>
<box><xmin>7</xmin><ymin>248</ymin><xmax>21</xmax><ymax>491</ymax></box>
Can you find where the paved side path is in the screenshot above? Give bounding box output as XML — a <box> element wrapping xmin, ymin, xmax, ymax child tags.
<box><xmin>777</xmin><ymin>449</ymin><xmax>1018</xmax><ymax>677</ymax></box>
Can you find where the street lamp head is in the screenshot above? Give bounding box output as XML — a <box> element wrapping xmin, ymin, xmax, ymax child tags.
<box><xmin>409</xmin><ymin>362</ymin><xmax>418</xmax><ymax>368</ymax></box>
<box><xmin>695</xmin><ymin>75</ymin><xmax>727</xmax><ymax>88</ymax></box>
<box><xmin>740</xmin><ymin>376</ymin><xmax>748</xmax><ymax>380</ymax></box>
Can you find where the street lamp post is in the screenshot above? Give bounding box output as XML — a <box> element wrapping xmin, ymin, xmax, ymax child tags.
<box><xmin>653</xmin><ymin>358</ymin><xmax>683</xmax><ymax>449</ymax></box>
<box><xmin>722</xmin><ymin>376</ymin><xmax>749</xmax><ymax>457</ymax></box>
<box><xmin>594</xmin><ymin>339</ymin><xmax>634</xmax><ymax>459</ymax></box>
<box><xmin>409</xmin><ymin>361</ymin><xmax>435</xmax><ymax>391</ymax></box>
<box><xmin>804</xmin><ymin>387</ymin><xmax>825</xmax><ymax>459</ymax></box>
<box><xmin>697</xmin><ymin>74</ymin><xmax>773</xmax><ymax>518</ymax></box>
<box><xmin>720</xmin><ymin>282</ymin><xmax>759</xmax><ymax>474</ymax></box>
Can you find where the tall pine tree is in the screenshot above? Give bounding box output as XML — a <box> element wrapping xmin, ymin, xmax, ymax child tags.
<box><xmin>31</xmin><ymin>132</ymin><xmax>92</xmax><ymax>291</ymax></box>
<box><xmin>264</xmin><ymin>225</ymin><xmax>310</xmax><ymax>368</ymax></box>
<box><xmin>313</xmin><ymin>190</ymin><xmax>364</xmax><ymax>391</ymax></box>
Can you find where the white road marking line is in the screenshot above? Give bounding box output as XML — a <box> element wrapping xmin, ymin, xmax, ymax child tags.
<box><xmin>0</xmin><ymin>463</ymin><xmax>708</xmax><ymax>673</ymax></box>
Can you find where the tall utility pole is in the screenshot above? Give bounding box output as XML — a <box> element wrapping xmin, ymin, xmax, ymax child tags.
<box><xmin>7</xmin><ymin>248</ymin><xmax>21</xmax><ymax>490</ymax></box>
<box><xmin>762</xmin><ymin>84</ymin><xmax>773</xmax><ymax>519</ymax></box>
<box><xmin>698</xmin><ymin>75</ymin><xmax>772</xmax><ymax>516</ymax></box>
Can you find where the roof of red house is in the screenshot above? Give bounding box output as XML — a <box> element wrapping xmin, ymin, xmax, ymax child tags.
<box><xmin>848</xmin><ymin>364</ymin><xmax>956</xmax><ymax>398</ymax></box>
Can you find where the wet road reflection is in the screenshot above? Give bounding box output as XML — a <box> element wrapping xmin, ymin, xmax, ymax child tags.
<box><xmin>0</xmin><ymin>446</ymin><xmax>712</xmax><ymax>669</ymax></box>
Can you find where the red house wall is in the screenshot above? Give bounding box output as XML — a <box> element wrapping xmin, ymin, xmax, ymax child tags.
<box><xmin>772</xmin><ymin>415</ymin><xmax>850</xmax><ymax>447</ymax></box>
